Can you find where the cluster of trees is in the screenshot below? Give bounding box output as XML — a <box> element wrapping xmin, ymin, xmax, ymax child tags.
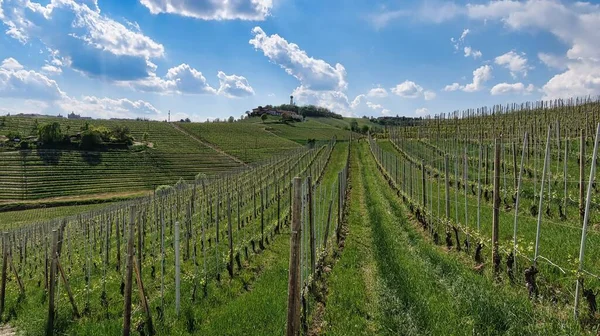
<box><xmin>272</xmin><ymin>104</ymin><xmax>343</xmax><ymax>119</ymax></box>
<box><xmin>3</xmin><ymin>121</ymin><xmax>135</xmax><ymax>149</ymax></box>
<box><xmin>368</xmin><ymin>115</ymin><xmax>422</xmax><ymax>126</ymax></box>
<box><xmin>349</xmin><ymin>120</ymin><xmax>383</xmax><ymax>135</ymax></box>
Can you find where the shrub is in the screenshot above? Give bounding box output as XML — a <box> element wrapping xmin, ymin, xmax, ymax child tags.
<box><xmin>155</xmin><ymin>185</ymin><xmax>174</xmax><ymax>196</ymax></box>
<box><xmin>261</xmin><ymin>114</ymin><xmax>268</xmax><ymax>123</ymax></box>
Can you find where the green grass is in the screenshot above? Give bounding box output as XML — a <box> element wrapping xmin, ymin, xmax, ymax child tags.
<box><xmin>321</xmin><ymin>142</ymin><xmax>581</xmax><ymax>335</ymax></box>
<box><xmin>176</xmin><ymin>122</ymin><xmax>300</xmax><ymax>163</ymax></box>
<box><xmin>264</xmin><ymin>119</ymin><xmax>352</xmax><ymax>145</ymax></box>
<box><xmin>378</xmin><ymin>138</ymin><xmax>600</xmax><ymax>297</ymax></box>
<box><xmin>0</xmin><ymin>202</ymin><xmax>116</xmax><ymax>229</ymax></box>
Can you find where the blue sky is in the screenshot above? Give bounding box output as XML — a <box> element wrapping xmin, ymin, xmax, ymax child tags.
<box><xmin>0</xmin><ymin>0</ymin><xmax>599</xmax><ymax>121</ymax></box>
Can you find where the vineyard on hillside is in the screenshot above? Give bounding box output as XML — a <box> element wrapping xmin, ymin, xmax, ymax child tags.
<box><xmin>372</xmin><ymin>98</ymin><xmax>600</xmax><ymax>319</ymax></box>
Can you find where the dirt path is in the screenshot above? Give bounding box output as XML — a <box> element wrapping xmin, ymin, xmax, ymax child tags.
<box><xmin>170</xmin><ymin>123</ymin><xmax>247</xmax><ymax>166</ymax></box>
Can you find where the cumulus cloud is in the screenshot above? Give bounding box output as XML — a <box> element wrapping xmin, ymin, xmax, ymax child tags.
<box><xmin>495</xmin><ymin>51</ymin><xmax>530</xmax><ymax>78</ymax></box>
<box><xmin>538</xmin><ymin>52</ymin><xmax>567</xmax><ymax>71</ymax></box>
<box><xmin>0</xmin><ymin>57</ymin><xmax>162</xmax><ymax>119</ymax></box>
<box><xmin>59</xmin><ymin>95</ymin><xmax>162</xmax><ymax>119</ymax></box>
<box><xmin>249</xmin><ymin>26</ymin><xmax>347</xmax><ymax>91</ymax></box>
<box><xmin>0</xmin><ymin>0</ymin><xmax>165</xmax><ymax>81</ymax></box>
<box><xmin>217</xmin><ymin>71</ymin><xmax>255</xmax><ymax>98</ymax></box>
<box><xmin>0</xmin><ymin>57</ymin><xmax>65</xmax><ymax>100</ymax></box>
<box><xmin>367</xmin><ymin>87</ymin><xmax>388</xmax><ymax>98</ymax></box>
<box><xmin>465</xmin><ymin>0</ymin><xmax>600</xmax><ymax>99</ymax></box>
<box><xmin>140</xmin><ymin>0</ymin><xmax>273</xmax><ymax>21</ymax></box>
<box><xmin>390</xmin><ymin>80</ymin><xmax>436</xmax><ymax>100</ymax></box>
<box><xmin>443</xmin><ymin>82</ymin><xmax>461</xmax><ymax>92</ymax></box>
<box><xmin>464</xmin><ymin>46</ymin><xmax>482</xmax><ymax>59</ymax></box>
<box><xmin>391</xmin><ymin>81</ymin><xmax>422</xmax><ymax>98</ymax></box>
<box><xmin>381</xmin><ymin>108</ymin><xmax>391</xmax><ymax>116</ymax></box>
<box><xmin>464</xmin><ymin>65</ymin><xmax>492</xmax><ymax>92</ymax></box>
<box><xmin>490</xmin><ymin>82</ymin><xmax>535</xmax><ymax>95</ymax></box>
<box><xmin>126</xmin><ymin>64</ymin><xmax>254</xmax><ymax>97</ymax></box>
<box><xmin>415</xmin><ymin>107</ymin><xmax>430</xmax><ymax>116</ymax></box>
<box><xmin>424</xmin><ymin>90</ymin><xmax>436</xmax><ymax>100</ymax></box>
<box><xmin>443</xmin><ymin>65</ymin><xmax>493</xmax><ymax>93</ymax></box>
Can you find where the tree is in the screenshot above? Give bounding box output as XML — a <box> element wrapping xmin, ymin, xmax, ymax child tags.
<box><xmin>261</xmin><ymin>114</ymin><xmax>268</xmax><ymax>123</ymax></box>
<box><xmin>112</xmin><ymin>125</ymin><xmax>133</xmax><ymax>144</ymax></box>
<box><xmin>38</xmin><ymin>122</ymin><xmax>63</xmax><ymax>144</ymax></box>
<box><xmin>31</xmin><ymin>119</ymin><xmax>40</xmax><ymax>136</ymax></box>
<box><xmin>80</xmin><ymin>129</ymin><xmax>102</xmax><ymax>149</ymax></box>
<box><xmin>361</xmin><ymin>125</ymin><xmax>370</xmax><ymax>134</ymax></box>
<box><xmin>350</xmin><ymin>120</ymin><xmax>359</xmax><ymax>132</ymax></box>
<box><xmin>228</xmin><ymin>116</ymin><xmax>235</xmax><ymax>123</ymax></box>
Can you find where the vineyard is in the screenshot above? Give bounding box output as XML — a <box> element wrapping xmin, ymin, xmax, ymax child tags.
<box><xmin>1</xmin><ymin>99</ymin><xmax>600</xmax><ymax>335</ymax></box>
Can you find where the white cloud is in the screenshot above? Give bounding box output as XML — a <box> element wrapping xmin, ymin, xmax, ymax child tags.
<box><xmin>463</xmin><ymin>65</ymin><xmax>492</xmax><ymax>92</ymax></box>
<box><xmin>543</xmin><ymin>62</ymin><xmax>600</xmax><ymax>100</ymax></box>
<box><xmin>490</xmin><ymin>82</ymin><xmax>535</xmax><ymax>95</ymax></box>
<box><xmin>464</xmin><ymin>46</ymin><xmax>482</xmax><ymax>59</ymax></box>
<box><xmin>127</xmin><ymin>64</ymin><xmax>254</xmax><ymax>97</ymax></box>
<box><xmin>495</xmin><ymin>51</ymin><xmax>530</xmax><ymax>78</ymax></box>
<box><xmin>249</xmin><ymin>26</ymin><xmax>347</xmax><ymax>91</ymax></box>
<box><xmin>444</xmin><ymin>82</ymin><xmax>461</xmax><ymax>91</ymax></box>
<box><xmin>366</xmin><ymin>101</ymin><xmax>383</xmax><ymax>110</ymax></box>
<box><xmin>381</xmin><ymin>108</ymin><xmax>391</xmax><ymax>116</ymax></box>
<box><xmin>140</xmin><ymin>0</ymin><xmax>273</xmax><ymax>21</ymax></box>
<box><xmin>1</xmin><ymin>57</ymin><xmax>23</xmax><ymax>71</ymax></box>
<box><xmin>0</xmin><ymin>57</ymin><xmax>65</xmax><ymax>100</ymax></box>
<box><xmin>367</xmin><ymin>87</ymin><xmax>388</xmax><ymax>98</ymax></box>
<box><xmin>0</xmin><ymin>57</ymin><xmax>161</xmax><ymax>119</ymax></box>
<box><xmin>538</xmin><ymin>52</ymin><xmax>567</xmax><ymax>71</ymax></box>
<box><xmin>424</xmin><ymin>90</ymin><xmax>436</xmax><ymax>100</ymax></box>
<box><xmin>41</xmin><ymin>64</ymin><xmax>62</xmax><ymax>75</ymax></box>
<box><xmin>59</xmin><ymin>95</ymin><xmax>162</xmax><ymax>119</ymax></box>
<box><xmin>466</xmin><ymin>0</ymin><xmax>600</xmax><ymax>99</ymax></box>
<box><xmin>444</xmin><ymin>65</ymin><xmax>493</xmax><ymax>93</ymax></box>
<box><xmin>415</xmin><ymin>107</ymin><xmax>430</xmax><ymax>116</ymax></box>
<box><xmin>390</xmin><ymin>80</ymin><xmax>435</xmax><ymax>100</ymax></box>
<box><xmin>217</xmin><ymin>71</ymin><xmax>255</xmax><ymax>98</ymax></box>
<box><xmin>460</xmin><ymin>28</ymin><xmax>470</xmax><ymax>41</ymax></box>
<box><xmin>391</xmin><ymin>80</ymin><xmax>423</xmax><ymax>98</ymax></box>
<box><xmin>292</xmin><ymin>86</ymin><xmax>355</xmax><ymax>117</ymax></box>
<box><xmin>1</xmin><ymin>0</ymin><xmax>164</xmax><ymax>80</ymax></box>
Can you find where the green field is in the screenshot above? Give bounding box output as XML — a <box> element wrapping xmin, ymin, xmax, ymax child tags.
<box><xmin>176</xmin><ymin>121</ymin><xmax>300</xmax><ymax>163</ymax></box>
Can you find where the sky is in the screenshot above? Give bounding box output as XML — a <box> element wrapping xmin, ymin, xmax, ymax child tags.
<box><xmin>0</xmin><ymin>0</ymin><xmax>599</xmax><ymax>121</ymax></box>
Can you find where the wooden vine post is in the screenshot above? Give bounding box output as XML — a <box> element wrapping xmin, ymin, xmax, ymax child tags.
<box><xmin>308</xmin><ymin>176</ymin><xmax>316</xmax><ymax>276</ymax></box>
<box><xmin>492</xmin><ymin>138</ymin><xmax>501</xmax><ymax>273</ymax></box>
<box><xmin>47</xmin><ymin>229</ymin><xmax>58</xmax><ymax>336</ymax></box>
<box><xmin>286</xmin><ymin>177</ymin><xmax>302</xmax><ymax>336</ymax></box>
<box><xmin>0</xmin><ymin>232</ymin><xmax>7</xmax><ymax>319</ymax></box>
<box><xmin>444</xmin><ymin>154</ymin><xmax>450</xmax><ymax>220</ymax></box>
<box><xmin>123</xmin><ymin>207</ymin><xmax>135</xmax><ymax>336</ymax></box>
<box><xmin>421</xmin><ymin>160</ymin><xmax>426</xmax><ymax>207</ymax></box>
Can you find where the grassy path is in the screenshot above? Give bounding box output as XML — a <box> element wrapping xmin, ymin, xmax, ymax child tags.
<box><xmin>322</xmin><ymin>141</ymin><xmax>581</xmax><ymax>335</ymax></box>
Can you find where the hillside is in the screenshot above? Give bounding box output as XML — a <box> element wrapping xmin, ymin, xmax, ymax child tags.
<box><xmin>0</xmin><ymin>115</ymin><xmax>353</xmax><ymax>204</ymax></box>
